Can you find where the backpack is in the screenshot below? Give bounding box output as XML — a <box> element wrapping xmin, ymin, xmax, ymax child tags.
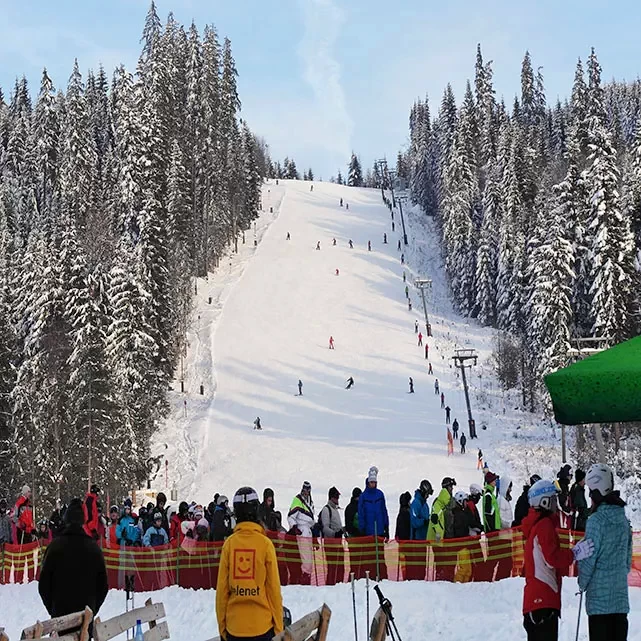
<box><xmin>312</xmin><ymin>506</ymin><xmax>328</xmax><ymax>538</ymax></box>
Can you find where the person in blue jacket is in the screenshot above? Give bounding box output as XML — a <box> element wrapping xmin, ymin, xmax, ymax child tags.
<box><xmin>358</xmin><ymin>466</ymin><xmax>389</xmax><ymax>538</ymax></box>
<box><xmin>143</xmin><ymin>512</ymin><xmax>169</xmax><ymax>547</ymax></box>
<box><xmin>357</xmin><ymin>466</ymin><xmax>389</xmax><ymax>580</ymax></box>
<box><xmin>116</xmin><ymin>504</ymin><xmax>142</xmax><ymax>546</ymax></box>
<box><xmin>578</xmin><ymin>463</ymin><xmax>632</xmax><ymax>641</ymax></box>
<box><xmin>410</xmin><ymin>480</ymin><xmax>433</xmax><ymax>540</ymax></box>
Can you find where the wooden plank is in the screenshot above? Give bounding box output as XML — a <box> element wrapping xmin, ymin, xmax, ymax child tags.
<box><xmin>0</xmin><ymin>627</ymin><xmax>9</xmax><ymax>641</ymax></box>
<box><xmin>21</xmin><ymin>609</ymin><xmax>92</xmax><ymax>640</ymax></box>
<box><xmin>93</xmin><ymin>604</ymin><xmax>165</xmax><ymax>641</ymax></box>
<box><xmin>315</xmin><ymin>604</ymin><xmax>331</xmax><ymax>641</ymax></box>
<box><xmin>142</xmin><ymin>622</ymin><xmax>169</xmax><ymax>641</ymax></box>
<box><xmin>272</xmin><ymin>610</ymin><xmax>320</xmax><ymax>641</ymax></box>
<box><xmin>78</xmin><ymin>607</ymin><xmax>92</xmax><ymax>641</ymax></box>
<box><xmin>369</xmin><ymin>606</ymin><xmax>388</xmax><ymax>641</ymax></box>
<box><xmin>144</xmin><ymin>600</ymin><xmax>157</xmax><ymax>630</ymax></box>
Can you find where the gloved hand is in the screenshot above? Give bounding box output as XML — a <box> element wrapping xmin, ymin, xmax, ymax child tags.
<box><xmin>435</xmin><ymin>533</ymin><xmax>442</xmax><ymax>543</ymax></box>
<box><xmin>335</xmin><ymin>529</ymin><xmax>344</xmax><ymax>538</ymax></box>
<box><xmin>293</xmin><ymin>527</ymin><xmax>302</xmax><ymax>536</ymax></box>
<box><xmin>430</xmin><ymin>513</ymin><xmax>439</xmax><ymax>525</ymax></box>
<box><xmin>573</xmin><ymin>538</ymin><xmax>594</xmax><ymax>561</ymax></box>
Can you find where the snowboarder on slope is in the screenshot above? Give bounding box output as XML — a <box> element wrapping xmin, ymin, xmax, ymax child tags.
<box><xmin>253</xmin><ymin>416</ymin><xmax>262</xmax><ymax>430</ymax></box>
<box><xmin>578</xmin><ymin>464</ymin><xmax>631</xmax><ymax>640</ymax></box>
<box><xmin>417</xmin><ymin>331</ymin><xmax>422</xmax><ymax>345</ymax></box>
<box><xmin>297</xmin><ymin>380</ymin><xmax>303</xmax><ymax>396</ymax></box>
<box><xmin>345</xmin><ymin>376</ymin><xmax>354</xmax><ymax>390</ymax></box>
<box><xmin>408</xmin><ymin>377</ymin><xmax>414</xmax><ymax>393</ymax></box>
<box><xmin>329</xmin><ymin>336</ymin><xmax>335</xmax><ymax>349</ymax></box>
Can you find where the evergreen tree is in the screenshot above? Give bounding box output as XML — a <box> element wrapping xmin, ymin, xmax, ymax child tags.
<box><xmin>348</xmin><ymin>153</ymin><xmax>363</xmax><ymax>187</ymax></box>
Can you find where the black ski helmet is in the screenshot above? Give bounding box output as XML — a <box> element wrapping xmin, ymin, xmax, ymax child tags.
<box><xmin>90</xmin><ymin>484</ymin><xmax>100</xmax><ymax>494</ymax></box>
<box><xmin>419</xmin><ymin>479</ymin><xmax>434</xmax><ymax>497</ymax></box>
<box><xmin>441</xmin><ymin>477</ymin><xmax>457</xmax><ymax>489</ymax></box>
<box><xmin>233</xmin><ymin>486</ymin><xmax>260</xmax><ymax>523</ymax></box>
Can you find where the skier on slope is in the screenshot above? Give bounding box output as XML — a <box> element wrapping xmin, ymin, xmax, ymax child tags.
<box><xmin>445</xmin><ymin>405</ymin><xmax>451</xmax><ymax>424</ymax></box>
<box><xmin>441</xmin><ymin>392</ymin><xmax>445</xmax><ymax>408</ymax></box>
<box><xmin>578</xmin><ymin>464</ymin><xmax>632</xmax><ymax>641</ymax></box>
<box><xmin>346</xmin><ymin>203</ymin><xmax>349</xmax><ymax>210</ymax></box>
<box><xmin>414</xmin><ymin>320</ymin><xmax>418</xmax><ymax>333</ymax></box>
<box><xmin>332</xmin><ymin>238</ymin><xmax>337</xmax><ymax>246</ymax></box>
<box><xmin>428</xmin><ymin>362</ymin><xmax>433</xmax><ymax>375</ymax></box>
<box><xmin>401</xmin><ymin>253</ymin><xmax>405</xmax><ymax>264</ymax></box>
<box><xmin>522</xmin><ymin>479</ymin><xmax>593</xmax><ymax>641</ymax></box>
<box><xmin>316</xmin><ymin>241</ymin><xmax>321</xmax><ymax>250</ymax></box>
<box><xmin>417</xmin><ymin>331</ymin><xmax>422</xmax><ymax>345</ymax></box>
<box><xmin>253</xmin><ymin>416</ymin><xmax>262</xmax><ymax>430</ymax></box>
<box><xmin>408</xmin><ymin>377</ymin><xmax>414</xmax><ymax>393</ymax></box>
<box><xmin>286</xmin><ymin>232</ymin><xmax>290</xmax><ymax>240</ymax></box>
<box><xmin>383</xmin><ymin>233</ymin><xmax>387</xmax><ymax>244</ymax></box>
<box><xmin>368</xmin><ymin>240</ymin><xmax>371</xmax><ymax>251</ymax></box>
<box><xmin>348</xmin><ymin>239</ymin><xmax>353</xmax><ymax>248</ymax></box>
<box><xmin>397</xmin><ymin>240</ymin><xmax>401</xmax><ymax>251</ymax></box>
<box><xmin>405</xmin><ymin>285</ymin><xmax>410</xmax><ymax>299</ymax></box>
<box><xmin>395</xmin><ymin>492</ymin><xmax>412</xmax><ymax>541</ymax></box>
<box><xmin>340</xmin><ymin>198</ymin><xmax>343</xmax><ymax>207</ymax></box>
<box><xmin>434</xmin><ymin>379</ymin><xmax>440</xmax><ymax>394</ymax></box>
<box><xmin>345</xmin><ymin>376</ymin><xmax>354</xmax><ymax>390</ymax></box>
<box><xmin>408</xmin><ymin>299</ymin><xmax>412</xmax><ymax>311</ymax></box>
<box><xmin>452</xmin><ymin>418</ymin><xmax>459</xmax><ymax>438</ymax></box>
<box><xmin>335</xmin><ymin>268</ymin><xmax>339</xmax><ymax>276</ymax></box>
<box><xmin>329</xmin><ymin>336</ymin><xmax>335</xmax><ymax>349</ymax></box>
<box><xmin>297</xmin><ymin>379</ymin><xmax>303</xmax><ymax>396</ymax></box>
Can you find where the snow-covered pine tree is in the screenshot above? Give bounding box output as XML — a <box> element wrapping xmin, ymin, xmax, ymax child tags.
<box><xmin>348</xmin><ymin>153</ymin><xmax>363</xmax><ymax>187</ymax></box>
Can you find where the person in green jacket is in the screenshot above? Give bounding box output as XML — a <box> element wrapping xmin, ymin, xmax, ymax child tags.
<box><xmin>481</xmin><ymin>471</ymin><xmax>503</xmax><ymax>582</ymax></box>
<box><xmin>427</xmin><ymin>477</ymin><xmax>456</xmax><ymax>581</ymax></box>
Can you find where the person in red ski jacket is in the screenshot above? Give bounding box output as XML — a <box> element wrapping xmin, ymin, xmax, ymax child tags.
<box><xmin>105</xmin><ymin>506</ymin><xmax>120</xmax><ymax>549</ymax></box>
<box><xmin>83</xmin><ymin>485</ymin><xmax>101</xmax><ymax>540</ymax></box>
<box><xmin>14</xmin><ymin>485</ymin><xmax>35</xmax><ymax>544</ymax></box>
<box><xmin>522</xmin><ymin>480</ymin><xmax>593</xmax><ymax>641</ymax></box>
<box><xmin>170</xmin><ymin>502</ymin><xmax>190</xmax><ymax>543</ymax></box>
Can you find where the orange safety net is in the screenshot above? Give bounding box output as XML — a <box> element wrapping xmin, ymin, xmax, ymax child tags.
<box><xmin>2</xmin><ymin>528</ymin><xmax>641</xmax><ymax>590</ymax></box>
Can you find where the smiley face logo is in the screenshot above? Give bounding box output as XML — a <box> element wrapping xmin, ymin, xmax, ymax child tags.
<box><xmin>233</xmin><ymin>549</ymin><xmax>256</xmax><ymax>580</ymax></box>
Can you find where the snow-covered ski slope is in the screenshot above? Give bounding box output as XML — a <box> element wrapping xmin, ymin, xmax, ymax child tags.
<box><xmin>157</xmin><ymin>179</ymin><xmax>499</xmax><ymax>513</ymax></box>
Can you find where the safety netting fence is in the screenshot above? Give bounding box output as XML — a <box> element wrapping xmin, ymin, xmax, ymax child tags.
<box><xmin>2</xmin><ymin>529</ymin><xmax>641</xmax><ymax>590</ymax></box>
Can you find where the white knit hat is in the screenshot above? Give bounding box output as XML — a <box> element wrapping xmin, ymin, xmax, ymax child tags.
<box><xmin>367</xmin><ymin>466</ymin><xmax>379</xmax><ymax>483</ymax></box>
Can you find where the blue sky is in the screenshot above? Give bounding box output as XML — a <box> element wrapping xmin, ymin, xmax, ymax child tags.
<box><xmin>1</xmin><ymin>0</ymin><xmax>641</xmax><ymax>178</ymax></box>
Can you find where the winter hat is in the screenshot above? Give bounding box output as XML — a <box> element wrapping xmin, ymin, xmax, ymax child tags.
<box><xmin>485</xmin><ymin>472</ymin><xmax>498</xmax><ymax>485</ymax></box>
<box><xmin>558</xmin><ymin>464</ymin><xmax>572</xmax><ymax>481</ymax></box>
<box><xmin>263</xmin><ymin>488</ymin><xmax>274</xmax><ymax>501</ymax></box>
<box><xmin>197</xmin><ymin>517</ymin><xmax>210</xmax><ymax>530</ymax></box>
<box><xmin>64</xmin><ymin>498</ymin><xmax>85</xmax><ymax>526</ymax></box>
<box><xmin>21</xmin><ymin>485</ymin><xmax>31</xmax><ymax>496</ymax></box>
<box><xmin>156</xmin><ymin>492</ymin><xmax>167</xmax><ymax>505</ymax></box>
<box><xmin>124</xmin><ymin>497</ymin><xmax>133</xmax><ymax>508</ymax></box>
<box><xmin>153</xmin><ymin>511</ymin><xmax>163</xmax><ymax>522</ymax></box>
<box><xmin>351</xmin><ymin>487</ymin><xmax>362</xmax><ymax>500</ymax></box>
<box><xmin>328</xmin><ymin>487</ymin><xmax>340</xmax><ymax>500</ymax></box>
<box><xmin>399</xmin><ymin>491</ymin><xmax>411</xmax><ymax>507</ymax></box>
<box><xmin>575</xmin><ymin>469</ymin><xmax>586</xmax><ymax>483</ymax></box>
<box><xmin>217</xmin><ymin>495</ymin><xmax>229</xmax><ymax>506</ymax></box>
<box><xmin>469</xmin><ymin>483</ymin><xmax>482</xmax><ymax>496</ymax></box>
<box><xmin>529</xmin><ymin>474</ymin><xmax>541</xmax><ymax>486</ymax></box>
<box><xmin>367</xmin><ymin>466</ymin><xmax>379</xmax><ymax>483</ymax></box>
<box><xmin>109</xmin><ymin>505</ymin><xmax>119</xmax><ymax>515</ymax></box>
<box><xmin>302</xmin><ymin>481</ymin><xmax>312</xmax><ymax>492</ymax></box>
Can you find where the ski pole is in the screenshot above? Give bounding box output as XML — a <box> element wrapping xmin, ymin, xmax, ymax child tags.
<box><xmin>365</xmin><ymin>570</ymin><xmax>370</xmax><ymax>639</ymax></box>
<box><xmin>351</xmin><ymin>572</ymin><xmax>358</xmax><ymax>641</ymax></box>
<box><xmin>575</xmin><ymin>591</ymin><xmax>583</xmax><ymax>641</ymax></box>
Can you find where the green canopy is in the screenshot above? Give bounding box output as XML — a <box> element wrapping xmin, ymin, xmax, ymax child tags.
<box><xmin>544</xmin><ymin>335</ymin><xmax>641</xmax><ymax>425</ymax></box>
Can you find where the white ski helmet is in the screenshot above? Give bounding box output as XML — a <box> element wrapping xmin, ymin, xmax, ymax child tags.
<box><xmin>454</xmin><ymin>490</ymin><xmax>469</xmax><ymax>506</ymax></box>
<box><xmin>469</xmin><ymin>483</ymin><xmax>482</xmax><ymax>497</ymax></box>
<box><xmin>586</xmin><ymin>463</ymin><xmax>614</xmax><ymax>497</ymax></box>
<box><xmin>528</xmin><ymin>479</ymin><xmax>558</xmax><ymax>511</ymax></box>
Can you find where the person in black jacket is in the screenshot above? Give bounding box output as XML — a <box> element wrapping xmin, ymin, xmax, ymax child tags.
<box><xmin>512</xmin><ymin>475</ymin><xmax>541</xmax><ymax>527</ymax></box>
<box><xmin>212</xmin><ymin>495</ymin><xmax>234</xmax><ymax>541</ymax></box>
<box><xmin>38</xmin><ymin>498</ymin><xmax>108</xmax><ymax>634</ymax></box>
<box><xmin>154</xmin><ymin>492</ymin><xmax>170</xmax><ymax>534</ymax></box>
<box><xmin>570</xmin><ymin>469</ymin><xmax>589</xmax><ymax>532</ymax></box>
<box><xmin>344</xmin><ymin>488</ymin><xmax>362</xmax><ymax>537</ymax></box>
<box><xmin>257</xmin><ymin>488</ymin><xmax>283</xmax><ymax>532</ymax></box>
<box><xmin>395</xmin><ymin>492</ymin><xmax>411</xmax><ymax>540</ymax></box>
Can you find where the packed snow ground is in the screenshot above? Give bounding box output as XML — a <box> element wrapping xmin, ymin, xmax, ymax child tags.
<box><xmin>2</xmin><ymin>577</ymin><xmax>641</xmax><ymax>641</ymax></box>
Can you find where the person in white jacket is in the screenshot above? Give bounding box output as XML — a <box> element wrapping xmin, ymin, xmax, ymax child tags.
<box><xmin>319</xmin><ymin>487</ymin><xmax>344</xmax><ymax>584</ymax></box>
<box><xmin>496</xmin><ymin>476</ymin><xmax>514</xmax><ymax>580</ymax></box>
<box><xmin>287</xmin><ymin>481</ymin><xmax>315</xmax><ymax>584</ymax></box>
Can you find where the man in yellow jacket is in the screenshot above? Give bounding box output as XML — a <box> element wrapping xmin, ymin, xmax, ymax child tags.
<box><xmin>426</xmin><ymin>477</ymin><xmax>457</xmax><ymax>581</ymax></box>
<box><xmin>216</xmin><ymin>487</ymin><xmax>283</xmax><ymax>640</ymax></box>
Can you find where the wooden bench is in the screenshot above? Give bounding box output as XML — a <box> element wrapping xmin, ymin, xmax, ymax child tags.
<box><xmin>20</xmin><ymin>607</ymin><xmax>93</xmax><ymax>641</ymax></box>
<box><xmin>206</xmin><ymin>604</ymin><xmax>331</xmax><ymax>641</ymax></box>
<box><xmin>93</xmin><ymin>599</ymin><xmax>169</xmax><ymax>641</ymax></box>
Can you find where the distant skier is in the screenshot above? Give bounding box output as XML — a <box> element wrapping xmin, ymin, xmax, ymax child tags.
<box><xmin>287</xmin><ymin>232</ymin><xmax>291</xmax><ymax>240</ymax></box>
<box><xmin>401</xmin><ymin>253</ymin><xmax>405</xmax><ymax>265</ymax></box>
<box><xmin>335</xmin><ymin>268</ymin><xmax>340</xmax><ymax>276</ymax></box>
<box><xmin>340</xmin><ymin>198</ymin><xmax>343</xmax><ymax>207</ymax></box>
<box><xmin>403</xmin><ymin>272</ymin><xmax>406</xmax><ymax>282</ymax></box>
<box><xmin>414</xmin><ymin>320</ymin><xmax>418</xmax><ymax>333</ymax></box>
<box><xmin>477</xmin><ymin>449</ymin><xmax>483</xmax><ymax>469</ymax></box>
<box><xmin>333</xmin><ymin>238</ymin><xmax>337</xmax><ymax>246</ymax></box>
<box><xmin>397</xmin><ymin>240</ymin><xmax>401</xmax><ymax>251</ymax></box>
<box><xmin>405</xmin><ymin>285</ymin><xmax>409</xmax><ymax>299</ymax></box>
<box><xmin>348</xmin><ymin>239</ymin><xmax>353</xmax><ymax>249</ymax></box>
<box><xmin>329</xmin><ymin>336</ymin><xmax>335</xmax><ymax>349</ymax></box>
<box><xmin>460</xmin><ymin>433</ymin><xmax>467</xmax><ymax>454</ymax></box>
<box><xmin>368</xmin><ymin>241</ymin><xmax>371</xmax><ymax>251</ymax></box>
<box><xmin>445</xmin><ymin>406</ymin><xmax>451</xmax><ymax>424</ymax></box>
<box><xmin>316</xmin><ymin>241</ymin><xmax>321</xmax><ymax>250</ymax></box>
<box><xmin>434</xmin><ymin>379</ymin><xmax>439</xmax><ymax>394</ymax></box>
<box><xmin>298</xmin><ymin>380</ymin><xmax>303</xmax><ymax>396</ymax></box>
<box><xmin>383</xmin><ymin>233</ymin><xmax>387</xmax><ymax>244</ymax></box>
<box><xmin>408</xmin><ymin>299</ymin><xmax>412</xmax><ymax>311</ymax></box>
<box><xmin>418</xmin><ymin>332</ymin><xmax>422</xmax><ymax>346</ymax></box>
<box><xmin>408</xmin><ymin>377</ymin><xmax>414</xmax><ymax>394</ymax></box>
<box><xmin>425</xmin><ymin>344</ymin><xmax>429</xmax><ymax>359</ymax></box>
<box><xmin>452</xmin><ymin>418</ymin><xmax>459</xmax><ymax>439</ymax></box>
<box><xmin>441</xmin><ymin>392</ymin><xmax>445</xmax><ymax>408</ymax></box>
<box><xmin>392</xmin><ymin>221</ymin><xmax>395</xmax><ymax>231</ymax></box>
<box><xmin>346</xmin><ymin>203</ymin><xmax>349</xmax><ymax>210</ymax></box>
<box><xmin>310</xmin><ymin>184</ymin><xmax>314</xmax><ymax>192</ymax></box>
<box><xmin>345</xmin><ymin>376</ymin><xmax>354</xmax><ymax>390</ymax></box>
<box><xmin>253</xmin><ymin>416</ymin><xmax>262</xmax><ymax>430</ymax></box>
<box><xmin>428</xmin><ymin>362</ymin><xmax>433</xmax><ymax>375</ymax></box>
